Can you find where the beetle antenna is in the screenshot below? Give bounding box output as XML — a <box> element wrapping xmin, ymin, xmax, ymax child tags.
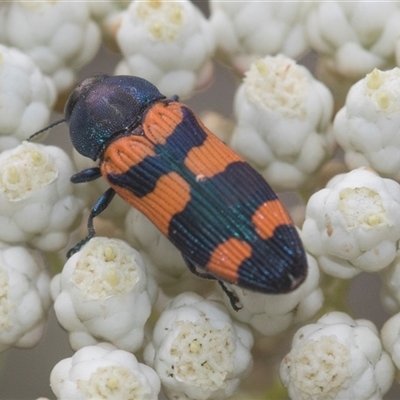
<box><xmin>27</xmin><ymin>119</ymin><xmax>66</xmax><ymax>141</ymax></box>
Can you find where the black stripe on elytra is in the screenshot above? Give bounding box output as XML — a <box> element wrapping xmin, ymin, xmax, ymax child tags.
<box><xmin>236</xmin><ymin>224</ymin><xmax>307</xmax><ymax>293</ymax></box>
<box><xmin>167</xmin><ymin>161</ymin><xmax>279</xmax><ymax>268</ymax></box>
<box><xmin>166</xmin><ymin>161</ymin><xmax>307</xmax><ymax>294</ymax></box>
<box><xmin>106</xmin><ymin>105</ymin><xmax>207</xmax><ymax>198</ymax></box>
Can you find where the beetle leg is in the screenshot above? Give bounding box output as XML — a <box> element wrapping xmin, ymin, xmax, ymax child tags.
<box><xmin>217</xmin><ymin>281</ymin><xmax>242</xmax><ymax>312</ymax></box>
<box><xmin>71</xmin><ymin>167</ymin><xmax>102</xmax><ymax>183</ymax></box>
<box><xmin>67</xmin><ymin>188</ymin><xmax>116</xmax><ymax>257</ymax></box>
<box><xmin>183</xmin><ymin>255</ymin><xmax>216</xmax><ymax>280</ymax></box>
<box><xmin>183</xmin><ymin>255</ymin><xmax>242</xmax><ymax>311</ymax></box>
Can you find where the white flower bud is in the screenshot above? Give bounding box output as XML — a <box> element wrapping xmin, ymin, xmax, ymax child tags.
<box><xmin>0</xmin><ymin>44</ymin><xmax>56</xmax><ymax>151</ymax></box>
<box><xmin>334</xmin><ymin>68</ymin><xmax>400</xmax><ymax>180</ymax></box>
<box><xmin>0</xmin><ymin>142</ymin><xmax>86</xmax><ymax>251</ymax></box>
<box><xmin>144</xmin><ymin>292</ymin><xmax>253</xmax><ymax>400</ymax></box>
<box><xmin>382</xmin><ymin>313</ymin><xmax>400</xmax><ymax>374</ymax></box>
<box><xmin>51</xmin><ymin>237</ymin><xmax>158</xmax><ymax>352</ymax></box>
<box><xmin>231</xmin><ymin>55</ymin><xmax>335</xmax><ymax>191</ymax></box>
<box><xmin>380</xmin><ymin>254</ymin><xmax>400</xmax><ymax>313</ymax></box>
<box><xmin>0</xmin><ymin>244</ymin><xmax>51</xmax><ymax>351</ymax></box>
<box><xmin>302</xmin><ymin>167</ymin><xmax>400</xmax><ymax>278</ymax></box>
<box><xmin>209</xmin><ymin>1</ymin><xmax>311</xmax><ymax>73</ymax></box>
<box><xmin>281</xmin><ymin>312</ymin><xmax>394</xmax><ymax>400</ymax></box>
<box><xmin>115</xmin><ymin>0</ymin><xmax>215</xmax><ymax>98</ymax></box>
<box><xmin>0</xmin><ymin>1</ymin><xmax>101</xmax><ymax>93</ymax></box>
<box><xmin>306</xmin><ymin>2</ymin><xmax>400</xmax><ymax>79</ymax></box>
<box><xmin>50</xmin><ymin>342</ymin><xmax>160</xmax><ymax>400</ymax></box>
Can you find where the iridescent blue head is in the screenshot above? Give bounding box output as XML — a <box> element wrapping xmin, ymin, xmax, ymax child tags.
<box><xmin>64</xmin><ymin>75</ymin><xmax>166</xmax><ymax>161</ymax></box>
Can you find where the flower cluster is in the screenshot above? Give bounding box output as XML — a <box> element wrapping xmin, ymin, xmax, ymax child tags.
<box><xmin>281</xmin><ymin>312</ymin><xmax>394</xmax><ymax>400</ymax></box>
<box><xmin>2</xmin><ymin>1</ymin><xmax>400</xmax><ymax>399</ymax></box>
<box><xmin>51</xmin><ymin>237</ymin><xmax>157</xmax><ymax>352</ymax></box>
<box><xmin>0</xmin><ymin>244</ymin><xmax>51</xmax><ymax>352</ymax></box>
<box><xmin>50</xmin><ymin>342</ymin><xmax>161</xmax><ymax>400</ymax></box>
<box><xmin>302</xmin><ymin>167</ymin><xmax>400</xmax><ymax>278</ymax></box>
<box><xmin>0</xmin><ymin>1</ymin><xmax>101</xmax><ymax>94</ymax></box>
<box><xmin>334</xmin><ymin>68</ymin><xmax>400</xmax><ymax>180</ymax></box>
<box><xmin>115</xmin><ymin>0</ymin><xmax>215</xmax><ymax>98</ymax></box>
<box><xmin>209</xmin><ymin>1</ymin><xmax>311</xmax><ymax>73</ymax></box>
<box><xmin>0</xmin><ymin>44</ymin><xmax>56</xmax><ymax>151</ymax></box>
<box><xmin>306</xmin><ymin>2</ymin><xmax>400</xmax><ymax>80</ymax></box>
<box><xmin>230</xmin><ymin>54</ymin><xmax>334</xmax><ymax>191</ymax></box>
<box><xmin>144</xmin><ymin>292</ymin><xmax>254</xmax><ymax>400</ymax></box>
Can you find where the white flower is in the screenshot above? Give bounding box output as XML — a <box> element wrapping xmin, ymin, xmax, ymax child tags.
<box><xmin>280</xmin><ymin>312</ymin><xmax>395</xmax><ymax>400</ymax></box>
<box><xmin>0</xmin><ymin>142</ymin><xmax>86</xmax><ymax>251</ymax></box>
<box><xmin>115</xmin><ymin>0</ymin><xmax>215</xmax><ymax>98</ymax></box>
<box><xmin>144</xmin><ymin>292</ymin><xmax>253</xmax><ymax>400</ymax></box>
<box><xmin>334</xmin><ymin>68</ymin><xmax>400</xmax><ymax>180</ymax></box>
<box><xmin>209</xmin><ymin>1</ymin><xmax>311</xmax><ymax>73</ymax></box>
<box><xmin>306</xmin><ymin>2</ymin><xmax>400</xmax><ymax>80</ymax></box>
<box><xmin>0</xmin><ymin>44</ymin><xmax>56</xmax><ymax>152</ymax></box>
<box><xmin>230</xmin><ymin>55</ymin><xmax>335</xmax><ymax>191</ymax></box>
<box><xmin>51</xmin><ymin>237</ymin><xmax>158</xmax><ymax>352</ymax></box>
<box><xmin>88</xmin><ymin>0</ymin><xmax>127</xmax><ymax>51</ymax></box>
<box><xmin>0</xmin><ymin>243</ymin><xmax>51</xmax><ymax>352</ymax></box>
<box><xmin>302</xmin><ymin>167</ymin><xmax>400</xmax><ymax>278</ymax></box>
<box><xmin>125</xmin><ymin>208</ymin><xmax>216</xmax><ymax>297</ymax></box>
<box><xmin>381</xmin><ymin>313</ymin><xmax>400</xmax><ymax>373</ymax></box>
<box><xmin>220</xmin><ymin>253</ymin><xmax>323</xmax><ymax>336</ymax></box>
<box><xmin>380</xmin><ymin>254</ymin><xmax>400</xmax><ymax>314</ymax></box>
<box><xmin>50</xmin><ymin>342</ymin><xmax>160</xmax><ymax>400</ymax></box>
<box><xmin>0</xmin><ymin>1</ymin><xmax>101</xmax><ymax>93</ymax></box>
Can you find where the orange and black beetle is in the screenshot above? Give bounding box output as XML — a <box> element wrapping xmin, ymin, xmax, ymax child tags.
<box><xmin>40</xmin><ymin>75</ymin><xmax>308</xmax><ymax>310</ymax></box>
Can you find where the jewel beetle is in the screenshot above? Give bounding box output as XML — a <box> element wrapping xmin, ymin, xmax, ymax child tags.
<box><xmin>32</xmin><ymin>74</ymin><xmax>308</xmax><ymax>310</ymax></box>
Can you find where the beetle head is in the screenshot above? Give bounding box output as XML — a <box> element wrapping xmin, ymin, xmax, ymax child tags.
<box><xmin>65</xmin><ymin>75</ymin><xmax>166</xmax><ymax>160</ymax></box>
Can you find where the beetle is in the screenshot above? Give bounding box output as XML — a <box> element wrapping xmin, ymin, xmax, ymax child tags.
<box><xmin>32</xmin><ymin>74</ymin><xmax>308</xmax><ymax>310</ymax></box>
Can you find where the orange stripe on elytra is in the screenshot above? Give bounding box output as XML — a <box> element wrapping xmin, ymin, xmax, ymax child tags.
<box><xmin>184</xmin><ymin>127</ymin><xmax>243</xmax><ymax>178</ymax></box>
<box><xmin>142</xmin><ymin>102</ymin><xmax>184</xmax><ymax>144</ymax></box>
<box><xmin>113</xmin><ymin>171</ymin><xmax>191</xmax><ymax>236</ymax></box>
<box><xmin>206</xmin><ymin>238</ymin><xmax>252</xmax><ymax>284</ymax></box>
<box><xmin>101</xmin><ymin>135</ymin><xmax>156</xmax><ymax>175</ymax></box>
<box><xmin>101</xmin><ymin>102</ymin><xmax>185</xmax><ymax>175</ymax></box>
<box><xmin>252</xmin><ymin>199</ymin><xmax>293</xmax><ymax>240</ymax></box>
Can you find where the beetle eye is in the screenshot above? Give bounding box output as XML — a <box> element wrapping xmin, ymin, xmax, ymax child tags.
<box><xmin>64</xmin><ymin>90</ymin><xmax>79</xmax><ymax>123</ymax></box>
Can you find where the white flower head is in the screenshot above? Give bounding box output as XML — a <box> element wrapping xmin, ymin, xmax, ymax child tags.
<box><xmin>334</xmin><ymin>68</ymin><xmax>400</xmax><ymax>180</ymax></box>
<box><xmin>0</xmin><ymin>44</ymin><xmax>56</xmax><ymax>151</ymax></box>
<box><xmin>280</xmin><ymin>312</ymin><xmax>395</xmax><ymax>400</ymax></box>
<box><xmin>0</xmin><ymin>1</ymin><xmax>101</xmax><ymax>93</ymax></box>
<box><xmin>0</xmin><ymin>244</ymin><xmax>51</xmax><ymax>352</ymax></box>
<box><xmin>302</xmin><ymin>167</ymin><xmax>400</xmax><ymax>278</ymax></box>
<box><xmin>306</xmin><ymin>2</ymin><xmax>400</xmax><ymax>79</ymax></box>
<box><xmin>115</xmin><ymin>0</ymin><xmax>215</xmax><ymax>98</ymax></box>
<box><xmin>144</xmin><ymin>292</ymin><xmax>253</xmax><ymax>400</ymax></box>
<box><xmin>51</xmin><ymin>237</ymin><xmax>158</xmax><ymax>352</ymax></box>
<box><xmin>220</xmin><ymin>253</ymin><xmax>323</xmax><ymax>336</ymax></box>
<box><xmin>50</xmin><ymin>342</ymin><xmax>161</xmax><ymax>400</ymax></box>
<box><xmin>230</xmin><ymin>54</ymin><xmax>335</xmax><ymax>191</ymax></box>
<box><xmin>125</xmin><ymin>207</ymin><xmax>217</xmax><ymax>297</ymax></box>
<box><xmin>0</xmin><ymin>142</ymin><xmax>86</xmax><ymax>251</ymax></box>
<box><xmin>209</xmin><ymin>1</ymin><xmax>311</xmax><ymax>73</ymax></box>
